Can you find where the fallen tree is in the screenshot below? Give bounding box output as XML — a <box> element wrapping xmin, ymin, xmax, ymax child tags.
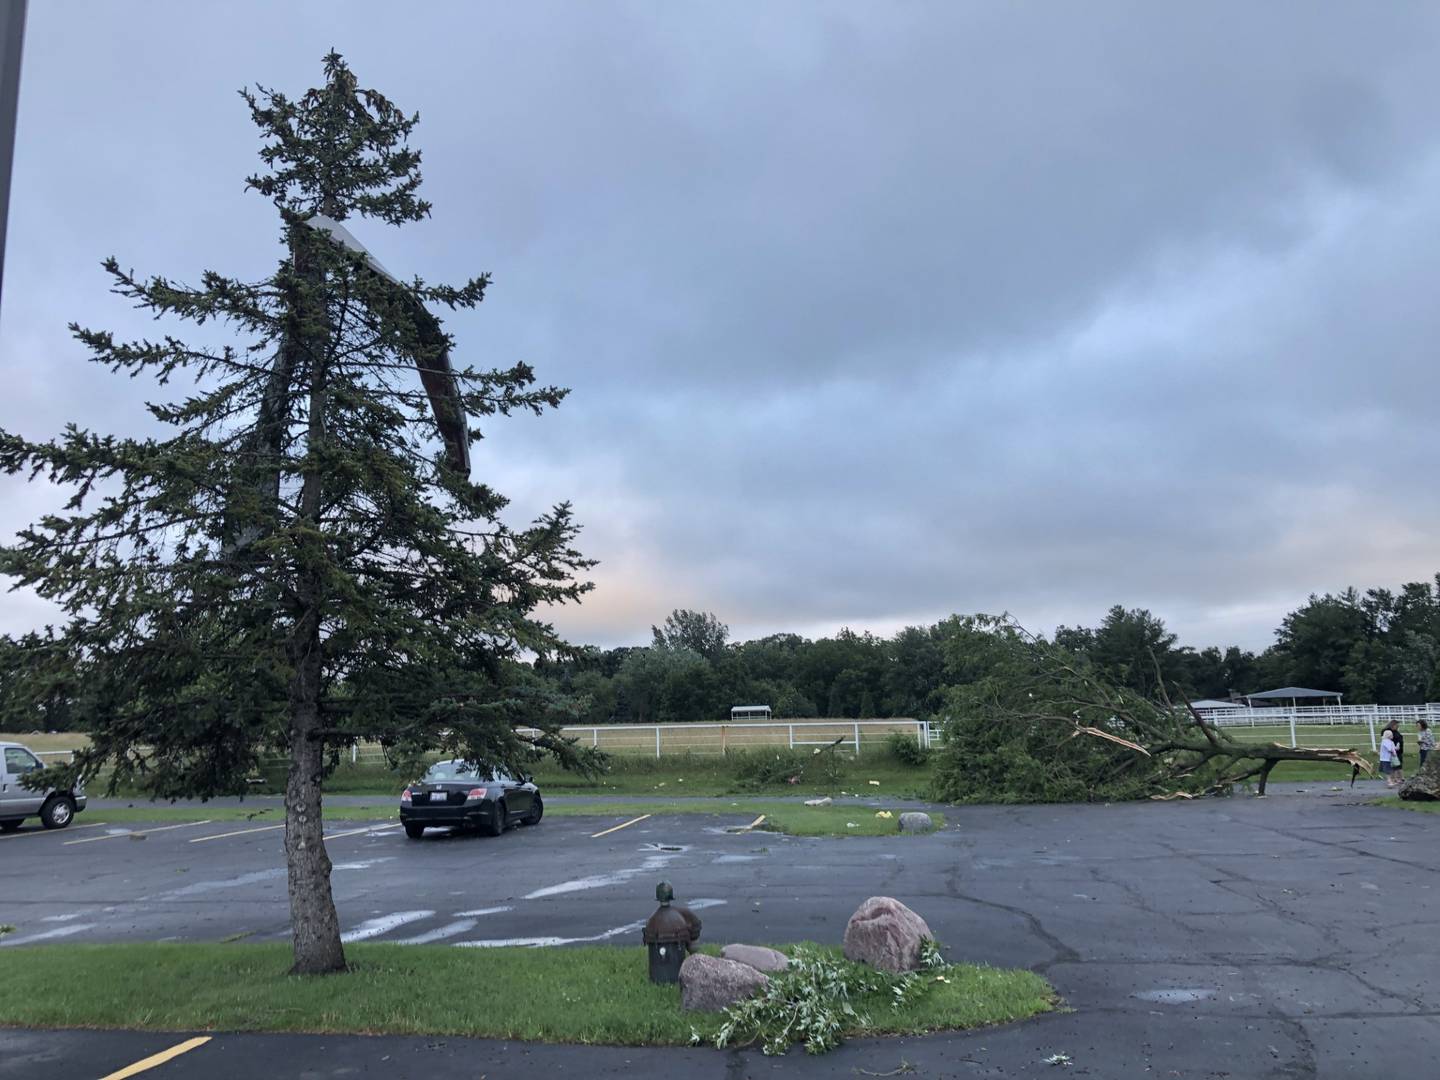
<box><xmin>1399</xmin><ymin>753</ymin><xmax>1440</xmax><ymax>800</ymax></box>
<box><xmin>931</xmin><ymin>616</ymin><xmax>1369</xmax><ymax>803</ymax></box>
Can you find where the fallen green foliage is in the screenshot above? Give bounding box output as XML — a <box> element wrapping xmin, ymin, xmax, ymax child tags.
<box><xmin>930</xmin><ymin>616</ymin><xmax>1367</xmax><ymax>804</ymax></box>
<box><xmin>0</xmin><ymin>943</ymin><xmax>1052</xmax><ymax>1048</ymax></box>
<box><xmin>704</xmin><ymin>940</ymin><xmax>989</xmax><ymax>1054</ymax></box>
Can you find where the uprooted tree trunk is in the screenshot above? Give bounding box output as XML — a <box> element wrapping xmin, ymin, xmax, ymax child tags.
<box><xmin>1153</xmin><ymin>703</ymin><xmax>1369</xmax><ymax>797</ymax></box>
<box><xmin>1399</xmin><ymin>752</ymin><xmax>1440</xmax><ymax>800</ymax></box>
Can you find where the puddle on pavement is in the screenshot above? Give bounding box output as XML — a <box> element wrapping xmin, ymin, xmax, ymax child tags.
<box><xmin>1132</xmin><ymin>988</ymin><xmax>1217</xmax><ymax>1004</ymax></box>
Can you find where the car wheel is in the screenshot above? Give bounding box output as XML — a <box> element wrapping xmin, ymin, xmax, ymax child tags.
<box><xmin>40</xmin><ymin>796</ymin><xmax>75</xmax><ymax>830</ymax></box>
<box><xmin>0</xmin><ymin>819</ymin><xmax>21</xmax><ymax>833</ymax></box>
<box><xmin>404</xmin><ymin>823</ymin><xmax>426</xmax><ymax>840</ymax></box>
<box><xmin>525</xmin><ymin>795</ymin><xmax>544</xmax><ymax>826</ymax></box>
<box><xmin>482</xmin><ymin>800</ymin><xmax>507</xmax><ymax>837</ymax></box>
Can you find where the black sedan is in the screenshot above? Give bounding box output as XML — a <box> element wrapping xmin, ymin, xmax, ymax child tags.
<box><xmin>400</xmin><ymin>760</ymin><xmax>543</xmax><ymax>839</ymax></box>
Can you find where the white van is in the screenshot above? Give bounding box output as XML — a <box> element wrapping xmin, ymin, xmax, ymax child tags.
<box><xmin>0</xmin><ymin>741</ymin><xmax>86</xmax><ymax>831</ymax></box>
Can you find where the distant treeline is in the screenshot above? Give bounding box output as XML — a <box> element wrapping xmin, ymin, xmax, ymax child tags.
<box><xmin>7</xmin><ymin>576</ymin><xmax>1440</xmax><ymax>731</ymax></box>
<box><xmin>537</xmin><ymin>576</ymin><xmax>1440</xmax><ymax>723</ymax></box>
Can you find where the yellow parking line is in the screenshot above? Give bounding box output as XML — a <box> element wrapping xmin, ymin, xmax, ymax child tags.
<box><xmin>99</xmin><ymin>1035</ymin><xmax>211</xmax><ymax>1079</ymax></box>
<box><xmin>63</xmin><ymin>820</ymin><xmax>212</xmax><ymax>845</ymax></box>
<box><xmin>189</xmin><ymin>822</ymin><xmax>285</xmax><ymax>843</ymax></box>
<box><xmin>591</xmin><ymin>813</ymin><xmax>651</xmax><ymax>838</ymax></box>
<box><xmin>0</xmin><ymin>821</ymin><xmax>107</xmax><ymax>841</ymax></box>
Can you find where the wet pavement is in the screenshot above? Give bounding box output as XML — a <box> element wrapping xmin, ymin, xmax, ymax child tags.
<box><xmin>1</xmin><ymin>782</ymin><xmax>1434</xmax><ymax>1077</ymax></box>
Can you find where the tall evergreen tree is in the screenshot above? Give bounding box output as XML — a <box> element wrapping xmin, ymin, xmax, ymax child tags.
<box><xmin>0</xmin><ymin>53</ymin><xmax>593</xmax><ymax>973</ymax></box>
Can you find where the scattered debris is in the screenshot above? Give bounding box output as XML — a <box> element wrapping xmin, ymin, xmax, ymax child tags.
<box><xmin>898</xmin><ymin>811</ymin><xmax>935</xmax><ymax>833</ymax></box>
<box><xmin>1043</xmin><ymin>1052</ymin><xmax>1072</xmax><ymax>1066</ymax></box>
<box><xmin>1132</xmin><ymin>988</ymin><xmax>1216</xmax><ymax>1004</ymax></box>
<box><xmin>854</xmin><ymin>1061</ymin><xmax>916</xmax><ymax>1077</ymax></box>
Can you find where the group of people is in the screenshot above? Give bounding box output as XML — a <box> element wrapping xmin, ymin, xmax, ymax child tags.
<box><xmin>1379</xmin><ymin>718</ymin><xmax>1435</xmax><ymax>788</ymax></box>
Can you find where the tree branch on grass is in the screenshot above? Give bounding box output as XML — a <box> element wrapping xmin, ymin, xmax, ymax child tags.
<box><xmin>931</xmin><ymin>615</ymin><xmax>1371</xmax><ymax>803</ymax></box>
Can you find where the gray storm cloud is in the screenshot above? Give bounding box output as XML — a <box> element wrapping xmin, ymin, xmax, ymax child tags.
<box><xmin>2</xmin><ymin>1</ymin><xmax>1438</xmax><ymax>651</ymax></box>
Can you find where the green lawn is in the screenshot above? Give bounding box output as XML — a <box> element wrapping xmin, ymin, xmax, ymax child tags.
<box><xmin>313</xmin><ymin>754</ymin><xmax>936</xmax><ymax>799</ymax></box>
<box><xmin>0</xmin><ymin>943</ymin><xmax>1052</xmax><ymax>1046</ymax></box>
<box><xmin>1260</xmin><ymin>759</ymin><xmax>1376</xmax><ymax>783</ymax></box>
<box><xmin>1374</xmin><ymin>796</ymin><xmax>1440</xmax><ymax>814</ymax></box>
<box><xmin>757</xmin><ymin>805</ymin><xmax>944</xmax><ymax>836</ymax></box>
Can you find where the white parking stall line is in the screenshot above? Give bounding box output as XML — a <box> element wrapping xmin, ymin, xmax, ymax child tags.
<box><xmin>323</xmin><ymin>824</ymin><xmax>401</xmax><ymax>841</ymax></box>
<box><xmin>341</xmin><ymin>910</ymin><xmax>434</xmax><ymax>943</ymax></box>
<box><xmin>455</xmin><ymin>899</ymin><xmax>726</xmax><ymax>948</ymax></box>
<box><xmin>0</xmin><ymin>821</ymin><xmax>108</xmax><ymax>841</ymax></box>
<box><xmin>393</xmin><ymin>918</ymin><xmax>478</xmax><ymax>945</ymax></box>
<box><xmin>590</xmin><ymin>814</ymin><xmax>651</xmax><ymax>838</ymax></box>
<box><xmin>63</xmin><ymin>820</ymin><xmax>213</xmax><ymax>845</ymax></box>
<box><xmin>0</xmin><ymin>922</ymin><xmax>98</xmax><ymax>946</ymax></box>
<box><xmin>189</xmin><ymin>823</ymin><xmax>285</xmax><ymax>843</ymax></box>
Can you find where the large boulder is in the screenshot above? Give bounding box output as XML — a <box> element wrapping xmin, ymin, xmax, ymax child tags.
<box><xmin>898</xmin><ymin>811</ymin><xmax>934</xmax><ymax>833</ymax></box>
<box><xmin>721</xmin><ymin>943</ymin><xmax>790</xmax><ymax>973</ymax></box>
<box><xmin>680</xmin><ymin>952</ymin><xmax>771</xmax><ymax>1011</ymax></box>
<box><xmin>842</xmin><ymin>896</ymin><xmax>933</xmax><ymax>973</ymax></box>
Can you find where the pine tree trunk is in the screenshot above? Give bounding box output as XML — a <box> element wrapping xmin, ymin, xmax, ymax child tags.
<box><xmin>282</xmin><ymin>228</ymin><xmax>346</xmax><ymax>975</ymax></box>
<box><xmin>284</xmin><ymin>683</ymin><xmax>345</xmax><ymax>974</ymax></box>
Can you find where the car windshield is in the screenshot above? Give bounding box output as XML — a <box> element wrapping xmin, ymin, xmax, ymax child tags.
<box><xmin>422</xmin><ymin>762</ymin><xmax>492</xmax><ymax>783</ymax></box>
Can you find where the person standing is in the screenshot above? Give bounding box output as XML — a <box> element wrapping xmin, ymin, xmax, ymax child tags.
<box><xmin>1389</xmin><ymin>722</ymin><xmax>1405</xmax><ymax>783</ymax></box>
<box><xmin>1418</xmin><ymin>719</ymin><xmax>1435</xmax><ymax>768</ymax></box>
<box><xmin>1379</xmin><ymin>728</ymin><xmax>1398</xmax><ymax>788</ymax></box>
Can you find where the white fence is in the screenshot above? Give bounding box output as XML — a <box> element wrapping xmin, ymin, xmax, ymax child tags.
<box><xmin>1195</xmin><ymin>703</ymin><xmax>1440</xmax><ymax>751</ymax></box>
<box><xmin>329</xmin><ymin>719</ymin><xmax>929</xmax><ymax>764</ymax></box>
<box><xmin>1197</xmin><ymin>703</ymin><xmax>1440</xmax><ymax>728</ymax></box>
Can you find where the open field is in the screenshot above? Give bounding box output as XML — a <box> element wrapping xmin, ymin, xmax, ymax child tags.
<box><xmin>0</xmin><ymin>731</ymin><xmax>88</xmax><ymax>754</ymax></box>
<box><xmin>1222</xmin><ymin>722</ymin><xmax>1381</xmax><ymax>749</ymax></box>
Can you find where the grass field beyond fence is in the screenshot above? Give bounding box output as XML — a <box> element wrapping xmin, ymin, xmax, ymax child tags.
<box><xmin>3</xmin><ymin>720</ymin><xmax>1391</xmax><ymax>798</ymax></box>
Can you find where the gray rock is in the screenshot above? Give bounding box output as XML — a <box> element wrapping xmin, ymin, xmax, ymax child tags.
<box><xmin>898</xmin><ymin>811</ymin><xmax>934</xmax><ymax>833</ymax></box>
<box><xmin>803</xmin><ymin>796</ymin><xmax>832</xmax><ymax>806</ymax></box>
<box><xmin>721</xmin><ymin>943</ymin><xmax>790</xmax><ymax>973</ymax></box>
<box><xmin>842</xmin><ymin>896</ymin><xmax>933</xmax><ymax>974</ymax></box>
<box><xmin>680</xmin><ymin>952</ymin><xmax>771</xmax><ymax>1011</ymax></box>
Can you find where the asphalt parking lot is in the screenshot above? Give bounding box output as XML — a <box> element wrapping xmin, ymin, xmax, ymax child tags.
<box><xmin>2</xmin><ymin>784</ymin><xmax>1437</xmax><ymax>1078</ymax></box>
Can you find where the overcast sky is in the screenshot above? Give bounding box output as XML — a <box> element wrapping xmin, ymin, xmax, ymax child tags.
<box><xmin>3</xmin><ymin>1</ymin><xmax>1439</xmax><ymax>652</ymax></box>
